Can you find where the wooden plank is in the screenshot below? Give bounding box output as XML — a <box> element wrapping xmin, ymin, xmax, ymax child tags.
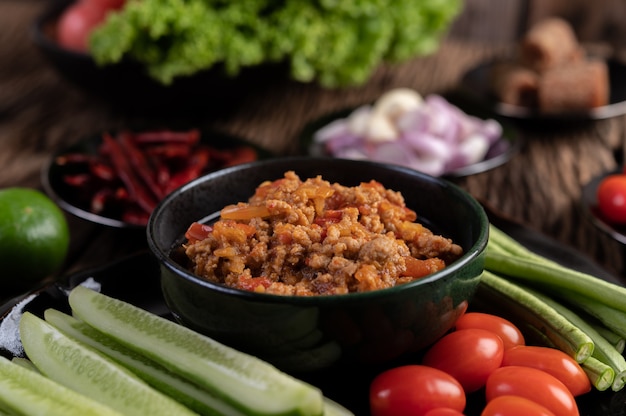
<box><xmin>447</xmin><ymin>0</ymin><xmax>529</xmax><ymax>42</ymax></box>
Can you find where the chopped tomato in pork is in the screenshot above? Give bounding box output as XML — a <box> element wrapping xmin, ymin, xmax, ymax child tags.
<box><xmin>185</xmin><ymin>222</ymin><xmax>213</xmax><ymax>244</ymax></box>
<box><xmin>401</xmin><ymin>257</ymin><xmax>446</xmax><ymax>279</ymax></box>
<box><xmin>314</xmin><ymin>210</ymin><xmax>343</xmax><ymax>227</ymax></box>
<box><xmin>236</xmin><ymin>276</ymin><xmax>273</xmax><ymax>292</ymax></box>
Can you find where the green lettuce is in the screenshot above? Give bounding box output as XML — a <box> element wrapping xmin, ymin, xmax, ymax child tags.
<box><xmin>89</xmin><ymin>0</ymin><xmax>462</xmax><ymax>88</ymax></box>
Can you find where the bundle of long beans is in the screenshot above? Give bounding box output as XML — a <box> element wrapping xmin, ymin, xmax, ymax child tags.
<box><xmin>477</xmin><ymin>224</ymin><xmax>626</xmax><ymax>392</ymax></box>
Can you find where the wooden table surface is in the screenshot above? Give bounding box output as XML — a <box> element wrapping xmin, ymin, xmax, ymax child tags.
<box><xmin>2</xmin><ymin>0</ymin><xmax>626</xmax><ymax>301</ymax></box>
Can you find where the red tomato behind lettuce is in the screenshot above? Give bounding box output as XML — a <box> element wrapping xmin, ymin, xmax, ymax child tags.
<box><xmin>422</xmin><ymin>328</ymin><xmax>504</xmax><ymax>393</ymax></box>
<box><xmin>485</xmin><ymin>366</ymin><xmax>579</xmax><ymax>416</ymax></box>
<box><xmin>369</xmin><ymin>365</ymin><xmax>466</xmax><ymax>416</ymax></box>
<box><xmin>57</xmin><ymin>2</ymin><xmax>106</xmax><ymax>52</ymax></box>
<box><xmin>56</xmin><ymin>0</ymin><xmax>126</xmax><ymax>52</ymax></box>
<box><xmin>454</xmin><ymin>312</ymin><xmax>525</xmax><ymax>350</ymax></box>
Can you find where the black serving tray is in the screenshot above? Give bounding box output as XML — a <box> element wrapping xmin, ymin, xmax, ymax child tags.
<box><xmin>1</xmin><ymin>212</ymin><xmax>625</xmax><ymax>415</ymax></box>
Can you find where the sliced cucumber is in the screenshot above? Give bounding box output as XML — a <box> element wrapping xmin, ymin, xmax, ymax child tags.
<box><xmin>68</xmin><ymin>285</ymin><xmax>325</xmax><ymax>416</ymax></box>
<box><xmin>322</xmin><ymin>398</ymin><xmax>354</xmax><ymax>416</ymax></box>
<box><xmin>0</xmin><ymin>355</ymin><xmax>122</xmax><ymax>416</ymax></box>
<box><xmin>44</xmin><ymin>308</ymin><xmax>245</xmax><ymax>416</ymax></box>
<box><xmin>0</xmin><ymin>407</ymin><xmax>14</xmax><ymax>416</ymax></box>
<box><xmin>19</xmin><ymin>312</ymin><xmax>198</xmax><ymax>416</ymax></box>
<box><xmin>10</xmin><ymin>357</ymin><xmax>39</xmax><ymax>373</ymax></box>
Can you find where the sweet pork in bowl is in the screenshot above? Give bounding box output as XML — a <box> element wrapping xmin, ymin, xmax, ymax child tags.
<box><xmin>146</xmin><ymin>157</ymin><xmax>489</xmax><ymax>373</ymax></box>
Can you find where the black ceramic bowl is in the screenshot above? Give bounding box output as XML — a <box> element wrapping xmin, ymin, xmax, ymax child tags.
<box><xmin>146</xmin><ymin>157</ymin><xmax>489</xmax><ymax>373</ymax></box>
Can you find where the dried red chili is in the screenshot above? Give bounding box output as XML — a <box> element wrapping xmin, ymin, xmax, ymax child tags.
<box><xmin>57</xmin><ymin>129</ymin><xmax>259</xmax><ymax>225</ymax></box>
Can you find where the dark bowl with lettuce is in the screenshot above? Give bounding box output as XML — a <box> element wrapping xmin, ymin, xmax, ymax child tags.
<box><xmin>32</xmin><ymin>0</ymin><xmax>462</xmax><ymax>113</ymax></box>
<box><xmin>31</xmin><ymin>0</ymin><xmax>283</xmax><ymax>115</ymax></box>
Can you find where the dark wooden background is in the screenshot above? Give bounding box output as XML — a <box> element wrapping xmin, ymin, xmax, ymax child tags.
<box><xmin>2</xmin><ymin>0</ymin><xmax>626</xmax><ymax>289</ymax></box>
<box><xmin>451</xmin><ymin>0</ymin><xmax>626</xmax><ymax>47</ymax></box>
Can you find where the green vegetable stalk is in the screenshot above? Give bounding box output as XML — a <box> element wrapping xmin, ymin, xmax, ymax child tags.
<box><xmin>477</xmin><ymin>271</ymin><xmax>595</xmax><ymax>363</ymax></box>
<box><xmin>582</xmin><ymin>357</ymin><xmax>615</xmax><ymax>392</ymax></box>
<box><xmin>89</xmin><ymin>0</ymin><xmax>462</xmax><ymax>87</ymax></box>
<box><xmin>486</xmin><ymin>224</ymin><xmax>626</xmax><ymax>314</ymax></box>
<box><xmin>529</xmin><ymin>289</ymin><xmax>626</xmax><ymax>392</ymax></box>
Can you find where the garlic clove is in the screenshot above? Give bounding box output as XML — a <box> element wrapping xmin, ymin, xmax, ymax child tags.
<box><xmin>365</xmin><ymin>113</ymin><xmax>399</xmax><ymax>142</ymax></box>
<box><xmin>373</xmin><ymin>88</ymin><xmax>424</xmax><ymax>121</ymax></box>
<box><xmin>346</xmin><ymin>105</ymin><xmax>373</xmax><ymax>136</ymax></box>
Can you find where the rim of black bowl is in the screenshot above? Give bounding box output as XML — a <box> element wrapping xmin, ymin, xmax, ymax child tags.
<box><xmin>40</xmin><ymin>150</ymin><xmax>138</xmax><ymax>229</ymax></box>
<box><xmin>146</xmin><ymin>156</ymin><xmax>490</xmax><ymax>305</ymax></box>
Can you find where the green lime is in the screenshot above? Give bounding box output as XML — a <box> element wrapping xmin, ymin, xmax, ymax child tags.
<box><xmin>0</xmin><ymin>188</ymin><xmax>70</xmax><ymax>290</ymax></box>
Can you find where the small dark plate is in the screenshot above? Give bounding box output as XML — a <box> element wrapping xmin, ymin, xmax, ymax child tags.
<box><xmin>460</xmin><ymin>59</ymin><xmax>626</xmax><ymax>121</ymax></box>
<box><xmin>0</xmin><ymin>214</ymin><xmax>622</xmax><ymax>415</ymax></box>
<box><xmin>581</xmin><ymin>169</ymin><xmax>626</xmax><ymax>244</ymax></box>
<box><xmin>41</xmin><ymin>129</ymin><xmax>273</xmax><ymax>229</ymax></box>
<box><xmin>300</xmin><ymin>97</ymin><xmax>522</xmax><ymax>178</ymax></box>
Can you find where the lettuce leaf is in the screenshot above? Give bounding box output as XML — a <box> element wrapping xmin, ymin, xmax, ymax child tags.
<box><xmin>89</xmin><ymin>0</ymin><xmax>462</xmax><ymax>87</ymax></box>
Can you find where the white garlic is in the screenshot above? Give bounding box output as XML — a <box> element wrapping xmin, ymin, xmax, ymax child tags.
<box><xmin>347</xmin><ymin>105</ymin><xmax>374</xmax><ymax>137</ymax></box>
<box><xmin>364</xmin><ymin>113</ymin><xmax>399</xmax><ymax>142</ymax></box>
<box><xmin>373</xmin><ymin>88</ymin><xmax>424</xmax><ymax>121</ymax></box>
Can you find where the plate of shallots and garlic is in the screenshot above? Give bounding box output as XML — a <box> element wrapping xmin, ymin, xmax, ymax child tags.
<box><xmin>301</xmin><ymin>88</ymin><xmax>521</xmax><ymax>178</ymax></box>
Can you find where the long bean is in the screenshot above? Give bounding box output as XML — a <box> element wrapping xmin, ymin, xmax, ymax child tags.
<box><xmin>555</xmin><ymin>289</ymin><xmax>626</xmax><ymax>340</ymax></box>
<box><xmin>592</xmin><ymin>324</ymin><xmax>626</xmax><ymax>354</ymax></box>
<box><xmin>478</xmin><ymin>271</ymin><xmax>594</xmax><ymax>363</ymax></box>
<box><xmin>528</xmin><ymin>288</ymin><xmax>626</xmax><ymax>391</ymax></box>
<box><xmin>487</xmin><ymin>226</ymin><xmax>626</xmax><ymax>315</ymax></box>
<box><xmin>582</xmin><ymin>357</ymin><xmax>615</xmax><ymax>392</ymax></box>
<box><xmin>484</xmin><ymin>225</ymin><xmax>626</xmax><ymax>392</ymax></box>
<box><xmin>485</xmin><ymin>250</ymin><xmax>626</xmax><ymax>315</ymax></box>
<box><xmin>487</xmin><ymin>224</ymin><xmax>552</xmax><ymax>263</ymax></box>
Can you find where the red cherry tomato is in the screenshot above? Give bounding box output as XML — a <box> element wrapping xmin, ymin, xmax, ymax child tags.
<box><xmin>422</xmin><ymin>328</ymin><xmax>504</xmax><ymax>393</ymax></box>
<box><xmin>502</xmin><ymin>345</ymin><xmax>591</xmax><ymax>397</ymax></box>
<box><xmin>424</xmin><ymin>408</ymin><xmax>466</xmax><ymax>416</ymax></box>
<box><xmin>56</xmin><ymin>1</ymin><xmax>107</xmax><ymax>52</ymax></box>
<box><xmin>481</xmin><ymin>395</ymin><xmax>556</xmax><ymax>416</ymax></box>
<box><xmin>454</xmin><ymin>312</ymin><xmax>525</xmax><ymax>350</ymax></box>
<box><xmin>485</xmin><ymin>366</ymin><xmax>579</xmax><ymax>416</ymax></box>
<box><xmin>597</xmin><ymin>174</ymin><xmax>626</xmax><ymax>224</ymax></box>
<box><xmin>370</xmin><ymin>365</ymin><xmax>466</xmax><ymax>416</ymax></box>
